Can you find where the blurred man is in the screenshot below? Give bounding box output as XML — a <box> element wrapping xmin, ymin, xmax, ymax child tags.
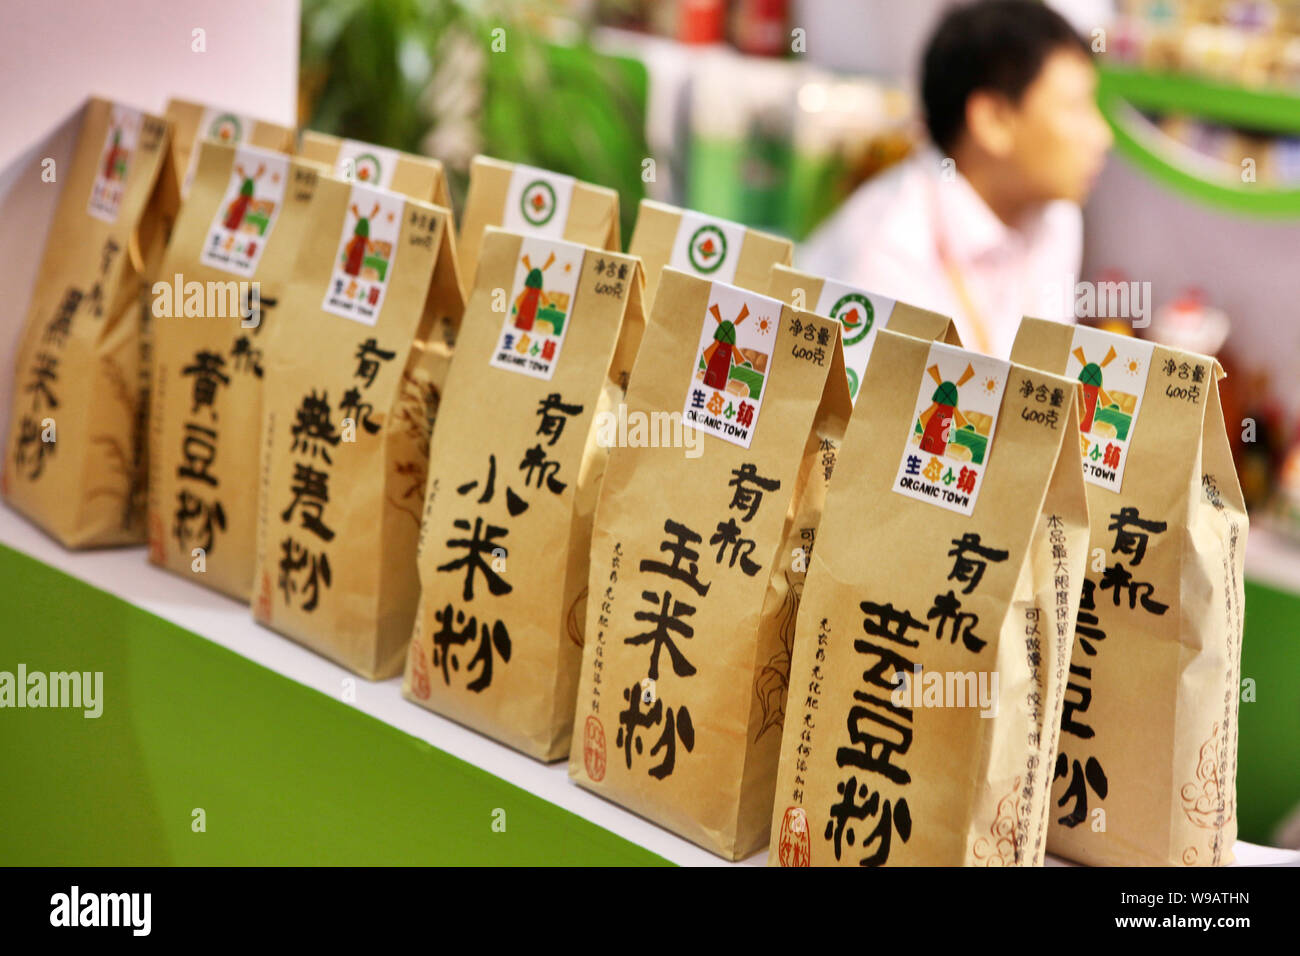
<box><xmin>801</xmin><ymin>0</ymin><xmax>1113</xmax><ymax>358</ymax></box>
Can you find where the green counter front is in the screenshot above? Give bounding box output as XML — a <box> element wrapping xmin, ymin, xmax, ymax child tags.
<box><xmin>0</xmin><ymin>543</ymin><xmax>667</xmax><ymax>866</ymax></box>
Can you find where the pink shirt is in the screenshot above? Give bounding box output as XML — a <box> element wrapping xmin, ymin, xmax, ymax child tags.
<box><xmin>799</xmin><ymin>149</ymin><xmax>1082</xmax><ymax>359</ymax></box>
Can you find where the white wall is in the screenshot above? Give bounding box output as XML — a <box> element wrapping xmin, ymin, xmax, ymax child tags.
<box><xmin>792</xmin><ymin>0</ymin><xmax>1115</xmax><ymax>81</ymax></box>
<box><xmin>0</xmin><ymin>0</ymin><xmax>298</xmax><ymax>172</ymax></box>
<box><xmin>0</xmin><ymin>0</ymin><xmax>300</xmax><ymax>450</ymax></box>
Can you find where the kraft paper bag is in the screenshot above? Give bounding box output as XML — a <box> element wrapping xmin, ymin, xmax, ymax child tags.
<box><xmin>568</xmin><ymin>267</ymin><xmax>848</xmax><ymax>860</ymax></box>
<box><xmin>628</xmin><ymin>199</ymin><xmax>793</xmax><ymax>308</ymax></box>
<box><xmin>164</xmin><ymin>98</ymin><xmax>295</xmax><ymax>200</ymax></box>
<box><xmin>760</xmin><ymin>265</ymin><xmax>964</xmax><ymax>787</ymax></box>
<box><xmin>297</xmin><ymin>131</ymin><xmax>453</xmax><ymax>211</ymax></box>
<box><xmin>251</xmin><ymin>177</ymin><xmax>464</xmax><ymax>679</ymax></box>
<box><xmin>456</xmin><ymin>155</ymin><xmax>621</xmax><ymax>295</ymax></box>
<box><xmin>146</xmin><ymin>140</ymin><xmax>322</xmax><ymax>599</ymax></box>
<box><xmin>1011</xmin><ymin>317</ymin><xmax>1248</xmax><ymax>867</ymax></box>
<box><xmin>4</xmin><ymin>97</ymin><xmax>175</xmax><ymax>548</ymax></box>
<box><xmin>402</xmin><ymin>229</ymin><xmax>646</xmax><ymax>761</ymax></box>
<box><xmin>770</xmin><ymin>329</ymin><xmax>1091</xmax><ymax>866</ymax></box>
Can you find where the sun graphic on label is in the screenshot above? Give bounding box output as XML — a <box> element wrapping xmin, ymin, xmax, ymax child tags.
<box><xmin>1124</xmin><ymin>355</ymin><xmax>1142</xmax><ymax>375</ymax></box>
<box><xmin>386</xmin><ymin>211</ymin><xmax>395</xmax><ymax>223</ymax></box>
<box><xmin>982</xmin><ymin>376</ymin><xmax>1000</xmax><ymax>395</ymax></box>
<box><xmin>563</xmin><ymin>262</ymin><xmax>572</xmax><ymax>273</ymax></box>
<box><xmin>757</xmin><ymin>316</ymin><xmax>772</xmax><ymax>335</ymax></box>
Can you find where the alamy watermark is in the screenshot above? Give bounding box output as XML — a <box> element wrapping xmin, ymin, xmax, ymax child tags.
<box><xmin>50</xmin><ymin>886</ymin><xmax>150</xmax><ymax>935</ymax></box>
<box><xmin>593</xmin><ymin>404</ymin><xmax>704</xmax><ymax>459</ymax></box>
<box><xmin>1042</xmin><ymin>275</ymin><xmax>1152</xmax><ymax>329</ymax></box>
<box><xmin>891</xmin><ymin>664</ymin><xmax>999</xmax><ymax>718</ymax></box>
<box><xmin>151</xmin><ymin>273</ymin><xmax>262</xmax><ymax>327</ymax></box>
<box><xmin>0</xmin><ymin>664</ymin><xmax>102</xmax><ymax>718</ymax></box>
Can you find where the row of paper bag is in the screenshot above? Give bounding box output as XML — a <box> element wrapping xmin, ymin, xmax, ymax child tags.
<box><xmin>3</xmin><ymin>97</ymin><xmax>1247</xmax><ymax>866</ymax></box>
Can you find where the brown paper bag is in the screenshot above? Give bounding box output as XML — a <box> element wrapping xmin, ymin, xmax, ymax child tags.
<box><xmin>567</xmin><ymin>267</ymin><xmax>847</xmax><ymax>860</ymax></box>
<box><xmin>146</xmin><ymin>140</ymin><xmax>322</xmax><ymax>599</ymax></box>
<box><xmin>4</xmin><ymin>97</ymin><xmax>174</xmax><ymax>548</ymax></box>
<box><xmin>1011</xmin><ymin>317</ymin><xmax>1248</xmax><ymax>866</ymax></box>
<box><xmin>756</xmin><ymin>266</ymin><xmax>965</xmax><ymax>830</ymax></box>
<box><xmin>163</xmin><ymin>98</ymin><xmax>295</xmax><ymax>200</ymax></box>
<box><xmin>251</xmin><ymin>176</ymin><xmax>464</xmax><ymax>679</ymax></box>
<box><xmin>770</xmin><ymin>329</ymin><xmax>1091</xmax><ymax>866</ymax></box>
<box><xmin>456</xmin><ymin>156</ymin><xmax>621</xmax><ymax>295</ymax></box>
<box><xmin>297</xmin><ymin>131</ymin><xmax>453</xmax><ymax>212</ymax></box>
<box><xmin>628</xmin><ymin>200</ymin><xmax>793</xmax><ymax>308</ymax></box>
<box><xmin>401</xmin><ymin>229</ymin><xmax>646</xmax><ymax>760</ymax></box>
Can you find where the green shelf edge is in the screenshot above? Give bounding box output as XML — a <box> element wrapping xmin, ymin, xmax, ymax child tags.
<box><xmin>1099</xmin><ymin>65</ymin><xmax>1300</xmax><ymax>135</ymax></box>
<box><xmin>1097</xmin><ymin>64</ymin><xmax>1300</xmax><ymax>218</ymax></box>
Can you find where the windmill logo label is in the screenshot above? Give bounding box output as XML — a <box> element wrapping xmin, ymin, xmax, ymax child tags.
<box><xmin>893</xmin><ymin>342</ymin><xmax>1010</xmax><ymax>516</ymax></box>
<box><xmin>334</xmin><ymin>139</ymin><xmax>399</xmax><ymax>190</ymax></box>
<box><xmin>503</xmin><ymin>164</ymin><xmax>575</xmax><ymax>237</ymax></box>
<box><xmin>669</xmin><ymin>211</ymin><xmax>745</xmax><ymax>284</ymax></box>
<box><xmin>490</xmin><ymin>235</ymin><xmax>585</xmax><ymax>380</ymax></box>
<box><xmin>681</xmin><ymin>282</ymin><xmax>780</xmax><ymax>449</ymax></box>
<box><xmin>1064</xmin><ymin>326</ymin><xmax>1155</xmax><ymax>492</ymax></box>
<box><xmin>814</xmin><ymin>278</ymin><xmax>899</xmax><ymax>405</ymax></box>
<box><xmin>321</xmin><ymin>183</ymin><xmax>405</xmax><ymax>326</ymax></box>
<box><xmin>87</xmin><ymin>104</ymin><xmax>143</xmax><ymax>223</ymax></box>
<box><xmin>180</xmin><ymin>108</ymin><xmax>249</xmax><ymax>198</ymax></box>
<box><xmin>200</xmin><ymin>145</ymin><xmax>290</xmax><ymax>278</ymax></box>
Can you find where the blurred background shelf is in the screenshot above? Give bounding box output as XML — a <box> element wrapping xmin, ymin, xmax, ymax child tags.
<box><xmin>1098</xmin><ymin>65</ymin><xmax>1300</xmax><ymax>216</ymax></box>
<box><xmin>1099</xmin><ymin>64</ymin><xmax>1300</xmax><ymax>134</ymax></box>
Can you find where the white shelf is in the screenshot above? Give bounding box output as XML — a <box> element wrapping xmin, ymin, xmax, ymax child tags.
<box><xmin>1</xmin><ymin>502</ymin><xmax>1294</xmax><ymax>868</ymax></box>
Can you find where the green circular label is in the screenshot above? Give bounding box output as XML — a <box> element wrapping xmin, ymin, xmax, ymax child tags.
<box><xmin>845</xmin><ymin>367</ymin><xmax>860</xmax><ymax>400</ymax></box>
<box><xmin>521</xmin><ymin>179</ymin><xmax>558</xmax><ymax>226</ymax></box>
<box><xmin>830</xmin><ymin>292</ymin><xmax>874</xmax><ymax>347</ymax></box>
<box><xmin>687</xmin><ymin>224</ymin><xmax>728</xmax><ymax>274</ymax></box>
<box><xmin>207</xmin><ymin>113</ymin><xmax>243</xmax><ymax>144</ymax></box>
<box><xmin>352</xmin><ymin>152</ymin><xmax>383</xmax><ymax>184</ymax></box>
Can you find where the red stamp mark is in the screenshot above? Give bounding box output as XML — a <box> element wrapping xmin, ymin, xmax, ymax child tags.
<box><xmin>147</xmin><ymin>512</ymin><xmax>164</xmax><ymax>564</ymax></box>
<box><xmin>254</xmin><ymin>570</ymin><xmax>273</xmax><ymax>622</ymax></box>
<box><xmin>584</xmin><ymin>715</ymin><xmax>606</xmax><ymax>782</ymax></box>
<box><xmin>409</xmin><ymin>639</ymin><xmax>431</xmax><ymax>700</ymax></box>
<box><xmin>778</xmin><ymin>806</ymin><xmax>811</xmax><ymax>867</ymax></box>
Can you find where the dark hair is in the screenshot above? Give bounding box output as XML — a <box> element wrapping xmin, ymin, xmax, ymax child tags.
<box><xmin>921</xmin><ymin>1</ymin><xmax>1091</xmax><ymax>153</ymax></box>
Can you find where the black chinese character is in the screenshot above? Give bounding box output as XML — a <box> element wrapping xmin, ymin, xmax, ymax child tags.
<box><xmin>825</xmin><ymin>775</ymin><xmax>911</xmax><ymax>866</ymax></box>
<box><xmin>727</xmin><ymin>463</ymin><xmax>781</xmax><ymax>522</ymax></box>
<box><xmin>354</xmin><ymin>338</ymin><xmax>396</xmax><ymax>388</ymax></box>
<box><xmin>281</xmin><ymin>462</ymin><xmax>335</xmax><ymax>541</ymax></box>
<box><xmin>1054</xmin><ymin>752</ymin><xmax>1108</xmax><ymax>827</ymax></box>
<box><xmin>535</xmin><ymin>393</ymin><xmax>584</xmax><ymax>447</ymax></box>
<box><xmin>946</xmin><ymin>533</ymin><xmax>1009</xmax><ymax>594</ymax></box>
<box><xmin>437</xmin><ymin>516</ymin><xmax>512</xmax><ymax>601</ymax></box>
<box><xmin>626</xmin><ymin>589</ymin><xmax>697</xmax><ymax>679</ymax></box>
<box><xmin>640</xmin><ymin>519</ymin><xmax>711</xmax><ymax>597</ymax></box>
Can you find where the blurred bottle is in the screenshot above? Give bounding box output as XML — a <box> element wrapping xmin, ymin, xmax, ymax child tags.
<box><xmin>732</xmin><ymin>0</ymin><xmax>788</xmax><ymax>57</ymax></box>
<box><xmin>680</xmin><ymin>0</ymin><xmax>727</xmax><ymax>44</ymax></box>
